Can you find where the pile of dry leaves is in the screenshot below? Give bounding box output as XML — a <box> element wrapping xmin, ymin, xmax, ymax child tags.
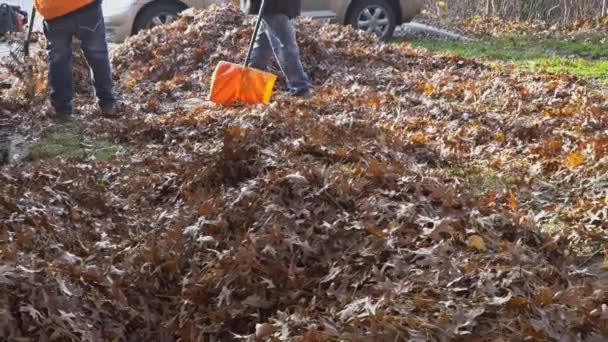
<box><xmin>456</xmin><ymin>15</ymin><xmax>608</xmax><ymax>41</ymax></box>
<box><xmin>1</xmin><ymin>5</ymin><xmax>608</xmax><ymax>341</ymax></box>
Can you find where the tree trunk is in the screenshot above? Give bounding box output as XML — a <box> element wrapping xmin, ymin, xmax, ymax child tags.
<box><xmin>603</xmin><ymin>0</ymin><xmax>607</xmax><ymax>16</ymax></box>
<box><xmin>562</xmin><ymin>0</ymin><xmax>569</xmax><ymax>25</ymax></box>
<box><xmin>486</xmin><ymin>0</ymin><xmax>493</xmax><ymax>17</ymax></box>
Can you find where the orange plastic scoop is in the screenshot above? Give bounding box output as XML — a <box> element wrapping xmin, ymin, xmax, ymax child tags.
<box><xmin>209</xmin><ymin>0</ymin><xmax>276</xmax><ymax>106</ymax></box>
<box><xmin>210</xmin><ymin>62</ymin><xmax>276</xmax><ymax>106</ymax></box>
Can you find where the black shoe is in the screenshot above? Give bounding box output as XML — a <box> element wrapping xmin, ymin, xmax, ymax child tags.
<box><xmin>100</xmin><ymin>103</ymin><xmax>117</xmax><ymax>118</ymax></box>
<box><xmin>289</xmin><ymin>88</ymin><xmax>314</xmax><ymax>98</ymax></box>
<box><xmin>51</xmin><ymin>109</ymin><xmax>73</xmax><ymax>123</ymax></box>
<box><xmin>100</xmin><ymin>102</ymin><xmax>128</xmax><ymax>118</ymax></box>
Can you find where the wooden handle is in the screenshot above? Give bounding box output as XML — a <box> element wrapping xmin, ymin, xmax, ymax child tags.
<box><xmin>23</xmin><ymin>5</ymin><xmax>36</xmax><ymax>57</ymax></box>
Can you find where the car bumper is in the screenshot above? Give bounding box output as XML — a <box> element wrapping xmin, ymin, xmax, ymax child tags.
<box><xmin>399</xmin><ymin>0</ymin><xmax>424</xmax><ymax>23</ymax></box>
<box><xmin>103</xmin><ymin>2</ymin><xmax>141</xmax><ymax>43</ymax></box>
<box><xmin>105</xmin><ymin>18</ymin><xmax>133</xmax><ymax>43</ymax></box>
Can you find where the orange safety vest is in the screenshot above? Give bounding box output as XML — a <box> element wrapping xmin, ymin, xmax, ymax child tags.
<box><xmin>35</xmin><ymin>0</ymin><xmax>95</xmax><ymax>20</ymax></box>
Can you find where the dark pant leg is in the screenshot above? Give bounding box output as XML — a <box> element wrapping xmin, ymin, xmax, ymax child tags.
<box><xmin>261</xmin><ymin>14</ymin><xmax>311</xmax><ymax>93</ymax></box>
<box><xmin>75</xmin><ymin>5</ymin><xmax>116</xmax><ymax>109</ymax></box>
<box><xmin>248</xmin><ymin>24</ymin><xmax>274</xmax><ymax>71</ymax></box>
<box><xmin>44</xmin><ymin>17</ymin><xmax>76</xmax><ymax>114</ymax></box>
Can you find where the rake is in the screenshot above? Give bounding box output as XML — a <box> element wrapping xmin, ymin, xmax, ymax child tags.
<box><xmin>7</xmin><ymin>4</ymin><xmax>37</xmax><ymax>70</ymax></box>
<box><xmin>209</xmin><ymin>0</ymin><xmax>277</xmax><ymax>106</ymax></box>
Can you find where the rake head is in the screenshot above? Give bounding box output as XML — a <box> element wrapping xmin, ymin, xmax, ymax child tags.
<box><xmin>1</xmin><ymin>33</ymin><xmax>38</xmax><ymax>79</ymax></box>
<box><xmin>9</xmin><ymin>41</ymin><xmax>27</xmax><ymax>62</ymax></box>
<box><xmin>0</xmin><ymin>33</ymin><xmax>47</xmax><ymax>99</ymax></box>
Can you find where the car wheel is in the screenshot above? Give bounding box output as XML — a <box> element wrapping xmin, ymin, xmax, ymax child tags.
<box><xmin>132</xmin><ymin>2</ymin><xmax>184</xmax><ymax>35</ymax></box>
<box><xmin>348</xmin><ymin>0</ymin><xmax>397</xmax><ymax>41</ymax></box>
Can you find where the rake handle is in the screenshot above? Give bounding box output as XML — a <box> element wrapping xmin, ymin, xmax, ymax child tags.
<box><xmin>23</xmin><ymin>4</ymin><xmax>36</xmax><ymax>57</ymax></box>
<box><xmin>244</xmin><ymin>0</ymin><xmax>267</xmax><ymax>67</ymax></box>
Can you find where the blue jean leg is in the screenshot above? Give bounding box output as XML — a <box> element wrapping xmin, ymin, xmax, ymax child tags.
<box><xmin>43</xmin><ymin>4</ymin><xmax>116</xmax><ymax>113</ymax></box>
<box><xmin>44</xmin><ymin>19</ymin><xmax>75</xmax><ymax>114</ymax></box>
<box><xmin>75</xmin><ymin>5</ymin><xmax>116</xmax><ymax>108</ymax></box>
<box><xmin>248</xmin><ymin>27</ymin><xmax>274</xmax><ymax>71</ymax></box>
<box><xmin>250</xmin><ymin>13</ymin><xmax>311</xmax><ymax>93</ymax></box>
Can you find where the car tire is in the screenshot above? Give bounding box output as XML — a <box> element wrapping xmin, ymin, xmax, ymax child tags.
<box><xmin>348</xmin><ymin>0</ymin><xmax>397</xmax><ymax>41</ymax></box>
<box><xmin>132</xmin><ymin>2</ymin><xmax>185</xmax><ymax>35</ymax></box>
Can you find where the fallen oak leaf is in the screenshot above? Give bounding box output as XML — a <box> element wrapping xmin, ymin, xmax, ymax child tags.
<box><xmin>411</xmin><ymin>133</ymin><xmax>429</xmax><ymax>145</ymax></box>
<box><xmin>0</xmin><ymin>265</ymin><xmax>16</xmax><ymax>285</ymax></box>
<box><xmin>19</xmin><ymin>304</ymin><xmax>44</xmax><ymax>323</ymax></box>
<box><xmin>468</xmin><ymin>235</ymin><xmax>487</xmax><ymax>252</ymax></box>
<box><xmin>533</xmin><ymin>288</ymin><xmax>553</xmax><ymax>307</ymax></box>
<box><xmin>507</xmin><ymin>296</ymin><xmax>529</xmax><ymax>310</ymax></box>
<box><xmin>417</xmin><ymin>83</ymin><xmax>434</xmax><ymax>95</ymax></box>
<box><xmin>488</xmin><ymin>292</ymin><xmax>513</xmax><ymax>306</ymax></box>
<box><xmin>565</xmin><ymin>151</ymin><xmax>585</xmax><ymax>169</ymax></box>
<box><xmin>507</xmin><ymin>192</ymin><xmax>518</xmax><ymax>210</ymax></box>
<box><xmin>453</xmin><ymin>306</ymin><xmax>486</xmax><ymax>336</ymax></box>
<box><xmin>366</xmin><ymin>225</ymin><xmax>385</xmax><ymax>237</ymax></box>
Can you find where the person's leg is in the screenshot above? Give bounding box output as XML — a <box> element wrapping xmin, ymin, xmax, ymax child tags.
<box><xmin>248</xmin><ymin>23</ymin><xmax>273</xmax><ymax>71</ymax></box>
<box><xmin>74</xmin><ymin>4</ymin><xmax>116</xmax><ymax>111</ymax></box>
<box><xmin>261</xmin><ymin>14</ymin><xmax>312</xmax><ymax>95</ymax></box>
<box><xmin>44</xmin><ymin>18</ymin><xmax>75</xmax><ymax>114</ymax></box>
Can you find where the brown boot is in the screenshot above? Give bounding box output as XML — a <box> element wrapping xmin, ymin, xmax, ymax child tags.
<box><xmin>49</xmin><ymin>108</ymin><xmax>73</xmax><ymax>123</ymax></box>
<box><xmin>100</xmin><ymin>102</ymin><xmax>121</xmax><ymax>118</ymax></box>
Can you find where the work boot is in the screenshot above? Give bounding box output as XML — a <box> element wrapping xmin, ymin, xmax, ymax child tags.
<box><xmin>289</xmin><ymin>88</ymin><xmax>314</xmax><ymax>99</ymax></box>
<box><xmin>100</xmin><ymin>102</ymin><xmax>123</xmax><ymax>118</ymax></box>
<box><xmin>49</xmin><ymin>108</ymin><xmax>73</xmax><ymax>123</ymax></box>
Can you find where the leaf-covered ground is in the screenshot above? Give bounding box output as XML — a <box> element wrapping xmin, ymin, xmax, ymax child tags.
<box><xmin>1</xmin><ymin>5</ymin><xmax>608</xmax><ymax>341</ymax></box>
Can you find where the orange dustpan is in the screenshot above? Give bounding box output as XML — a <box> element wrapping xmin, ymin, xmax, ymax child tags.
<box><xmin>209</xmin><ymin>0</ymin><xmax>277</xmax><ymax>106</ymax></box>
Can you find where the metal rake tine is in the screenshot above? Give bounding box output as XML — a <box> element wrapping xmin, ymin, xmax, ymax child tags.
<box><xmin>6</xmin><ymin>41</ymin><xmax>29</xmax><ymax>65</ymax></box>
<box><xmin>11</xmin><ymin>44</ymin><xmax>25</xmax><ymax>55</ymax></box>
<box><xmin>8</xmin><ymin>47</ymin><xmax>25</xmax><ymax>64</ymax></box>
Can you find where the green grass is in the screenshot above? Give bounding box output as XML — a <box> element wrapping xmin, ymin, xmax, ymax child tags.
<box><xmin>442</xmin><ymin>161</ymin><xmax>519</xmax><ymax>195</ymax></box>
<box><xmin>27</xmin><ymin>126</ymin><xmax>122</xmax><ymax>162</ymax></box>
<box><xmin>539</xmin><ymin>216</ymin><xmax>567</xmax><ymax>235</ymax></box>
<box><xmin>408</xmin><ymin>36</ymin><xmax>608</xmax><ymax>79</ymax></box>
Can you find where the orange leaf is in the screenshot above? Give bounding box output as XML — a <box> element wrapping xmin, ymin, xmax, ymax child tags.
<box><xmin>417</xmin><ymin>83</ymin><xmax>434</xmax><ymax>95</ymax></box>
<box><xmin>367</xmin><ymin>160</ymin><xmax>385</xmax><ymax>178</ymax></box>
<box><xmin>411</xmin><ymin>133</ymin><xmax>428</xmax><ymax>144</ymax></box>
<box><xmin>507</xmin><ymin>296</ymin><xmax>528</xmax><ymax>310</ymax></box>
<box><xmin>480</xmin><ymin>189</ymin><xmax>498</xmax><ymax>207</ymax></box>
<box><xmin>366</xmin><ymin>225</ymin><xmax>385</xmax><ymax>237</ymax></box>
<box><xmin>158</xmin><ymin>259</ymin><xmax>179</xmax><ymax>274</ymax></box>
<box><xmin>565</xmin><ymin>151</ymin><xmax>585</xmax><ymax>169</ymax></box>
<box><xmin>545</xmin><ymin>137</ymin><xmax>563</xmax><ymax>156</ymax></box>
<box><xmin>507</xmin><ymin>193</ymin><xmax>518</xmax><ymax>210</ymax></box>
<box><xmin>367</xmin><ymin>97</ymin><xmax>381</xmax><ymax>108</ymax></box>
<box><xmin>437</xmin><ymin>312</ymin><xmax>450</xmax><ymax>324</ymax></box>
<box><xmin>560</xmin><ymin>106</ymin><xmax>576</xmax><ymax>116</ymax></box>
<box><xmin>334</xmin><ymin>147</ymin><xmax>348</xmax><ymax>159</ymax></box>
<box><xmin>533</xmin><ymin>288</ymin><xmax>553</xmax><ymax>307</ymax></box>
<box><xmin>34</xmin><ymin>77</ymin><xmax>47</xmax><ymax>94</ymax></box>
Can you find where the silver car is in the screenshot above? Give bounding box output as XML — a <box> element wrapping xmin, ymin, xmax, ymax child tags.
<box><xmin>103</xmin><ymin>0</ymin><xmax>423</xmax><ymax>43</ymax></box>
